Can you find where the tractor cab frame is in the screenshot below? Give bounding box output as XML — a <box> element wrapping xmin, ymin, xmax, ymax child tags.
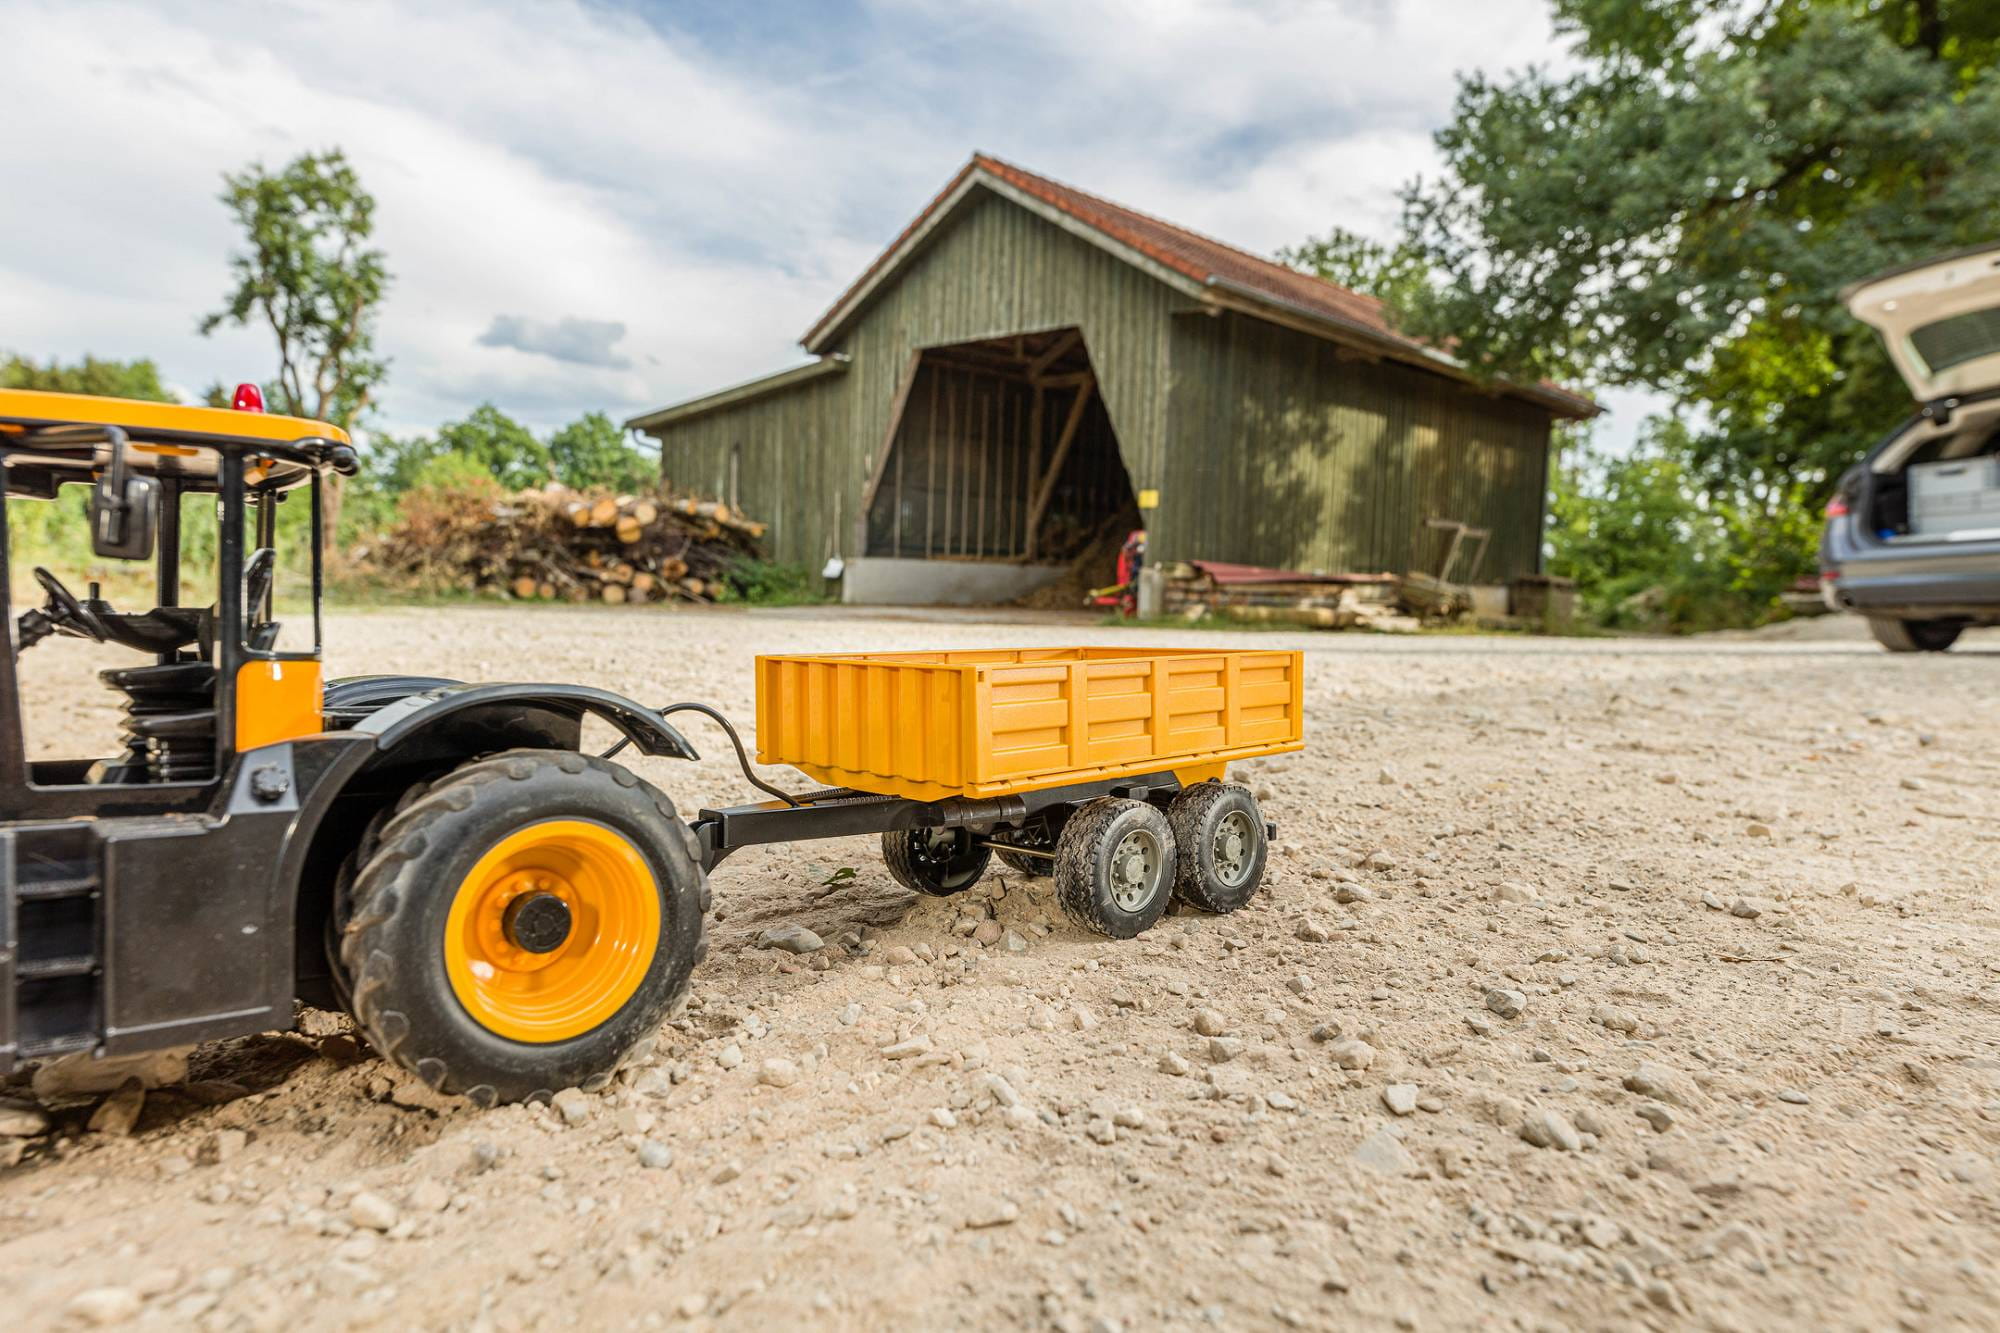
<box><xmin>0</xmin><ymin>391</ymin><xmax>344</xmax><ymax>812</ymax></box>
<box><xmin>0</xmin><ymin>391</ymin><xmax>700</xmax><ymax>1080</ymax></box>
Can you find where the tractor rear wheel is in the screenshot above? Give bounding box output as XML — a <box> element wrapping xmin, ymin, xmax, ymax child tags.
<box><xmin>336</xmin><ymin>748</ymin><xmax>706</xmax><ymax>1106</ymax></box>
<box><xmin>882</xmin><ymin>826</ymin><xmax>991</xmax><ymax>896</ymax></box>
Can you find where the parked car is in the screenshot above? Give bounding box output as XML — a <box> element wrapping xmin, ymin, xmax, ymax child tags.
<box><xmin>1820</xmin><ymin>242</ymin><xmax>2000</xmax><ymax>651</ymax></box>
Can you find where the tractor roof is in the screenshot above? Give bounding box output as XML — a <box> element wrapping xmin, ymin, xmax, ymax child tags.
<box><xmin>0</xmin><ymin>389</ymin><xmax>354</xmax><ymax>497</ymax></box>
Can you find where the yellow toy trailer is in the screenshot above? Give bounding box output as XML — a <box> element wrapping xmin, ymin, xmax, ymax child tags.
<box><xmin>0</xmin><ymin>387</ymin><xmax>1300</xmax><ymax>1106</ymax></box>
<box><xmin>691</xmin><ymin>646</ymin><xmax>1303</xmax><ymax>938</ymax></box>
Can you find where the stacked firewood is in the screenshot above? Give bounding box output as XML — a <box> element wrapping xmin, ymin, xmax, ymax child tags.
<box><xmin>363</xmin><ymin>482</ymin><xmax>768</xmax><ymax>604</ymax></box>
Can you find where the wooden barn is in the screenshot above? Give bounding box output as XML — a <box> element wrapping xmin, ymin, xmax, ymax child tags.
<box><xmin>627</xmin><ymin>154</ymin><xmax>1596</xmax><ymax>604</ymax></box>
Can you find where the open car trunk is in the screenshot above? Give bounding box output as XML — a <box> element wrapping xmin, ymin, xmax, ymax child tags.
<box><xmin>1846</xmin><ymin>245</ymin><xmax>2000</xmax><ymax>544</ymax></box>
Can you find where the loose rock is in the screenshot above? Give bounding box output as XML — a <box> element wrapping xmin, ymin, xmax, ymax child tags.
<box><xmin>1330</xmin><ymin>1039</ymin><xmax>1376</xmax><ymax>1070</ymax></box>
<box><xmin>87</xmin><ymin>1078</ymin><xmax>145</xmax><ymax>1137</ymax></box>
<box><xmin>1520</xmin><ymin>1108</ymin><xmax>1583</xmax><ymax>1152</ymax></box>
<box><xmin>349</xmin><ymin>1191</ymin><xmax>400</xmax><ymax>1232</ymax></box>
<box><xmin>757</xmin><ymin>924</ymin><xmax>824</xmax><ymax>954</ymax></box>
<box><xmin>1352</xmin><ymin>1128</ymin><xmax>1418</xmax><ymax>1176</ymax></box>
<box><xmin>961</xmin><ymin>1195</ymin><xmax>1021</xmax><ymax>1229</ymax></box>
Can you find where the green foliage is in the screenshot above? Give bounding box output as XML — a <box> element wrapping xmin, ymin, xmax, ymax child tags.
<box><xmin>2</xmin><ymin>354</ymin><xmax>174</xmax><ymax>402</ymax></box>
<box><xmin>1275</xmin><ymin>226</ymin><xmax>1433</xmax><ymax>317</ymax></box>
<box><xmin>368</xmin><ymin>405</ymin><xmax>542</xmax><ymax>492</ymax></box>
<box><xmin>200</xmin><ymin>148</ymin><xmax>390</xmax><ymax>428</ymax></box>
<box><xmin>547</xmin><ymin>412</ymin><xmax>655</xmax><ymax>491</ymax></box>
<box><xmin>1398</xmin><ymin>1</ymin><xmax>2000</xmax><ymax>504</ymax></box>
<box><xmin>712</xmin><ymin>559</ymin><xmax>829</xmax><ymax>607</ymax></box>
<box><xmin>357</xmin><ymin>405</ymin><xmax>656</xmax><ymax>505</ymax></box>
<box><xmin>1547</xmin><ymin>422</ymin><xmax>1818</xmax><ymax>632</ymax></box>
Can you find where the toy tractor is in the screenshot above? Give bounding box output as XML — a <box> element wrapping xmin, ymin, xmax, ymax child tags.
<box><xmin>0</xmin><ymin>390</ymin><xmax>707</xmax><ymax>1104</ymax></box>
<box><xmin>1</xmin><ymin>389</ymin><xmax>1299</xmax><ymax>1107</ymax></box>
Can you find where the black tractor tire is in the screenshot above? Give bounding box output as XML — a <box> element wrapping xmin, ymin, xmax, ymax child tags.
<box><xmin>336</xmin><ymin>748</ymin><xmax>707</xmax><ymax>1106</ymax></box>
<box><xmin>1167</xmin><ymin>783</ymin><xmax>1269</xmax><ymax>914</ymax></box>
<box><xmin>1053</xmin><ymin>798</ymin><xmax>1176</xmax><ymax>939</ymax></box>
<box><xmin>1869</xmin><ymin>616</ymin><xmax>1962</xmax><ymax>653</ymax></box>
<box><xmin>882</xmin><ymin>827</ymin><xmax>991</xmax><ymax>896</ymax></box>
<box><xmin>324</xmin><ymin>778</ymin><xmax>438</xmax><ymax>1013</ymax></box>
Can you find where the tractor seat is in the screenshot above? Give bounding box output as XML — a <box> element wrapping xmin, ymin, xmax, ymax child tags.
<box><xmin>99</xmin><ymin>661</ymin><xmax>220</xmax><ymax>783</ymax></box>
<box><xmin>100</xmin><ymin>661</ymin><xmax>219</xmax><ymax>696</ymax></box>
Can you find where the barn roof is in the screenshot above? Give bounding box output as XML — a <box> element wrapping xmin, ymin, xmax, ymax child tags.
<box><xmin>803</xmin><ymin>153</ymin><xmax>1596</xmax><ymax>420</ymax></box>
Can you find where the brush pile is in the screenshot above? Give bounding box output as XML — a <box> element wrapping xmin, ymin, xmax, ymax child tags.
<box><xmin>361</xmin><ymin>480</ymin><xmax>768</xmax><ymax>604</ymax></box>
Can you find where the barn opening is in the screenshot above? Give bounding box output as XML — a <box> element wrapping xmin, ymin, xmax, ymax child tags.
<box><xmin>854</xmin><ymin>328</ymin><xmax>1136</xmax><ymax>600</ymax></box>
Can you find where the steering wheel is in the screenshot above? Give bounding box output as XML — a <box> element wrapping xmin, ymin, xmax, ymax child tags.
<box><xmin>33</xmin><ymin>567</ymin><xmax>108</xmax><ymax>643</ymax></box>
<box><xmin>244</xmin><ymin>547</ymin><xmax>276</xmax><ymax>620</ymax></box>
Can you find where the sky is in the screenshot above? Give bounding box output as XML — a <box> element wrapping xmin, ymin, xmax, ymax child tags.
<box><xmin>0</xmin><ymin>0</ymin><xmax>1659</xmax><ymax>449</ymax></box>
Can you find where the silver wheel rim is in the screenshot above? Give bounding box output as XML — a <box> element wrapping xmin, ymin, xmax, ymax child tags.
<box><xmin>1212</xmin><ymin>810</ymin><xmax>1256</xmax><ymax>887</ymax></box>
<box><xmin>1108</xmin><ymin>828</ymin><xmax>1163</xmax><ymax>911</ymax></box>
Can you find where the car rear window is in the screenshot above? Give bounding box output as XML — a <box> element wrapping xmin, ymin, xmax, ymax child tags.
<box><xmin>1911</xmin><ymin>306</ymin><xmax>2000</xmax><ymax>374</ymax></box>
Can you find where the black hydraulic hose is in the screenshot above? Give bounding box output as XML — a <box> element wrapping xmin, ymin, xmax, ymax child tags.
<box><xmin>602</xmin><ymin>702</ymin><xmax>803</xmax><ymax>807</ymax></box>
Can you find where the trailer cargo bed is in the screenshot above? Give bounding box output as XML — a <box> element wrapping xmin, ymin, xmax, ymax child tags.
<box><xmin>754</xmin><ymin>647</ymin><xmax>1304</xmax><ymax>801</ymax></box>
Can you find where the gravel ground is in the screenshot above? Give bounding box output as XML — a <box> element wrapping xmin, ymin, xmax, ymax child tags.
<box><xmin>4</xmin><ymin>607</ymin><xmax>1998</xmax><ymax>1331</ymax></box>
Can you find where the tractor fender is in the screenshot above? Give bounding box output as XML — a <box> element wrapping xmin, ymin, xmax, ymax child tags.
<box><xmin>352</xmin><ymin>682</ymin><xmax>701</xmax><ymax>763</ymax></box>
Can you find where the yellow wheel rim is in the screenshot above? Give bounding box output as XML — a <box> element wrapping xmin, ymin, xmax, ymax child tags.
<box><xmin>443</xmin><ymin>819</ymin><xmax>661</xmax><ymax>1043</ymax></box>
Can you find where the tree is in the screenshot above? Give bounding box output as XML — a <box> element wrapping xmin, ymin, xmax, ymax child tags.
<box><xmin>374</xmin><ymin>404</ymin><xmax>550</xmax><ymax>493</ymax></box>
<box><xmin>201</xmin><ymin>149</ymin><xmax>390</xmax><ymax>425</ymax></box>
<box><xmin>1396</xmin><ymin>0</ymin><xmax>2000</xmax><ymax>506</ymax></box>
<box><xmin>2</xmin><ymin>354</ymin><xmax>174</xmax><ymax>402</ymax></box>
<box><xmin>202</xmin><ymin>149</ymin><xmax>390</xmax><ymax>557</ymax></box>
<box><xmin>546</xmin><ymin>412</ymin><xmax>655</xmax><ymax>491</ymax></box>
<box><xmin>1275</xmin><ymin>226</ymin><xmax>1432</xmax><ymax>317</ymax></box>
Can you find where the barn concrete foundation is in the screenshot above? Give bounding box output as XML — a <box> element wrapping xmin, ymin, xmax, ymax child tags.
<box><xmin>840</xmin><ymin>557</ymin><xmax>1066</xmax><ymax>606</ymax></box>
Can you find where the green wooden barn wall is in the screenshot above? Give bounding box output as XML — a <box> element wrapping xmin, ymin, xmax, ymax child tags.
<box><xmin>1163</xmin><ymin>311</ymin><xmax>1554</xmax><ymax>579</ymax></box>
<box><xmin>648</xmin><ymin>185</ymin><xmax>1557</xmax><ymax>578</ymax></box>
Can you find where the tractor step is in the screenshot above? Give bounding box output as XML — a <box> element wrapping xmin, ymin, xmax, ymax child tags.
<box><xmin>12</xmin><ymin>872</ymin><xmax>98</xmax><ymax>901</ymax></box>
<box><xmin>2</xmin><ymin>825</ymin><xmax>106</xmax><ymax>1074</ymax></box>
<box><xmin>16</xmin><ymin>955</ymin><xmax>98</xmax><ymax>981</ymax></box>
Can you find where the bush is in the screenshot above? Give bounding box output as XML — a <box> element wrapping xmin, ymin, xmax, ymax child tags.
<box><xmin>714</xmin><ymin>559</ymin><xmax>828</xmax><ymax>607</ymax></box>
<box><xmin>1548</xmin><ymin>427</ymin><xmax>1817</xmax><ymax>634</ymax></box>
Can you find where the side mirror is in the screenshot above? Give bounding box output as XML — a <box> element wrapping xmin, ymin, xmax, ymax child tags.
<box><xmin>89</xmin><ymin>428</ymin><xmax>159</xmax><ymax>561</ymax></box>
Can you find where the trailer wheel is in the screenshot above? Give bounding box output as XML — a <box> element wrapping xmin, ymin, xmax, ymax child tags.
<box><xmin>882</xmin><ymin>827</ymin><xmax>991</xmax><ymax>896</ymax></box>
<box><xmin>1054</xmin><ymin>798</ymin><xmax>1175</xmax><ymax>939</ymax></box>
<box><xmin>1167</xmin><ymin>783</ymin><xmax>1268</xmax><ymax>913</ymax></box>
<box><xmin>337</xmin><ymin>748</ymin><xmax>706</xmax><ymax>1106</ymax></box>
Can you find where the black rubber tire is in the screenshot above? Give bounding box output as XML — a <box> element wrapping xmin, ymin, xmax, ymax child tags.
<box><xmin>324</xmin><ymin>778</ymin><xmax>438</xmax><ymax>1012</ymax></box>
<box><xmin>994</xmin><ymin>848</ymin><xmax>1051</xmax><ymax>878</ymax></box>
<box><xmin>336</xmin><ymin>748</ymin><xmax>707</xmax><ymax>1106</ymax></box>
<box><xmin>882</xmin><ymin>827</ymin><xmax>991</xmax><ymax>896</ymax></box>
<box><xmin>1053</xmin><ymin>798</ymin><xmax>1176</xmax><ymax>939</ymax></box>
<box><xmin>1869</xmin><ymin>616</ymin><xmax>1961</xmax><ymax>653</ymax></box>
<box><xmin>1167</xmin><ymin>783</ymin><xmax>1268</xmax><ymax>914</ymax></box>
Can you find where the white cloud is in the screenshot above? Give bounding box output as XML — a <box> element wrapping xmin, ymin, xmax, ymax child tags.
<box><xmin>0</xmin><ymin>0</ymin><xmax>1578</xmax><ymax>440</ymax></box>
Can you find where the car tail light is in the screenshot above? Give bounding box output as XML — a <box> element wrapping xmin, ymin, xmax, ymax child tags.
<box><xmin>1825</xmin><ymin>495</ymin><xmax>1849</xmax><ymax>517</ymax></box>
<box><xmin>232</xmin><ymin>383</ymin><xmax>265</xmax><ymax>413</ymax></box>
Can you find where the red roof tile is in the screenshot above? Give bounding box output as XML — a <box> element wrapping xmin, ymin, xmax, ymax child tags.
<box><xmin>803</xmin><ymin>154</ymin><xmax>1595</xmax><ymax>417</ymax></box>
<box><xmin>973</xmin><ymin>154</ymin><xmax>1399</xmax><ymax>340</ymax></box>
